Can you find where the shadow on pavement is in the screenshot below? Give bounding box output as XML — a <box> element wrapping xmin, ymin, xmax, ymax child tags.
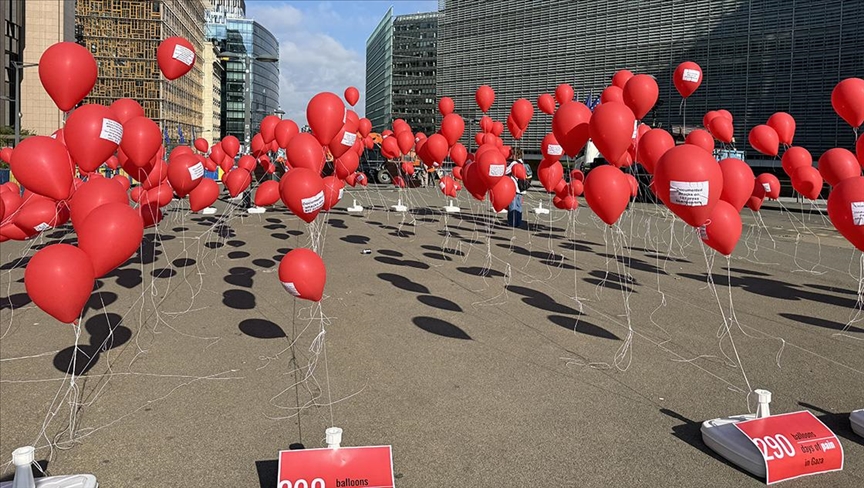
<box><xmin>53</xmin><ymin>313</ymin><xmax>132</xmax><ymax>375</ymax></box>
<box><xmin>412</xmin><ymin>316</ymin><xmax>471</xmax><ymax>340</ymax></box>
<box><xmin>239</xmin><ymin>319</ymin><xmax>286</xmax><ymax>339</ymax></box>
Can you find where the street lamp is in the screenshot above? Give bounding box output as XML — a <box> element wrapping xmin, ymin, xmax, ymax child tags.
<box><xmin>217</xmin><ymin>51</ymin><xmax>279</xmax><ymax>153</ymax></box>
<box><xmin>6</xmin><ymin>61</ymin><xmax>39</xmax><ymax>147</ymax></box>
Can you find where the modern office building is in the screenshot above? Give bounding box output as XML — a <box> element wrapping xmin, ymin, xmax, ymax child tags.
<box><xmin>2</xmin><ymin>0</ymin><xmax>25</xmax><ymax>139</ymax></box>
<box><xmin>16</xmin><ymin>1</ymin><xmax>76</xmax><ymax>138</ymax></box>
<box><xmin>206</xmin><ymin>4</ymin><xmax>279</xmax><ymax>152</ymax></box>
<box><xmin>76</xmin><ymin>0</ymin><xmax>208</xmax><ymax>147</ymax></box>
<box><xmin>366</xmin><ymin>9</ymin><xmax>439</xmax><ymax>135</ymax></box>
<box><xmin>200</xmin><ymin>42</ymin><xmax>223</xmax><ymax>145</ymax></box>
<box><xmin>437</xmin><ymin>0</ymin><xmax>864</xmax><ymax>162</ymax></box>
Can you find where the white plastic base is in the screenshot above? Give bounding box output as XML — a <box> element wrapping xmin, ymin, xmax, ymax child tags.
<box><xmin>496</xmin><ymin>208</ymin><xmax>508</xmax><ymax>214</ymax></box>
<box><xmin>0</xmin><ymin>474</ymin><xmax>98</xmax><ymax>488</ymax></box>
<box><xmin>533</xmin><ymin>201</ymin><xmax>550</xmax><ymax>215</ymax></box>
<box><xmin>347</xmin><ymin>199</ymin><xmax>363</xmax><ymax>212</ymax></box>
<box><xmin>202</xmin><ymin>207</ymin><xmax>217</xmax><ymax>215</ymax></box>
<box><xmin>391</xmin><ymin>199</ymin><xmax>408</xmax><ymax>212</ymax></box>
<box><xmin>701</xmin><ymin>414</ymin><xmax>766</xmax><ymax>478</ymax></box>
<box><xmin>247</xmin><ymin>206</ymin><xmax>266</xmax><ymax>214</ymax></box>
<box><xmin>852</xmin><ymin>409</ymin><xmax>864</xmax><ymax>437</ymax></box>
<box><xmin>444</xmin><ymin>205</ymin><xmax>460</xmax><ymax>213</ymax></box>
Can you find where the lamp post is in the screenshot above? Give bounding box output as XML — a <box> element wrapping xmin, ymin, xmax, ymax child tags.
<box><xmin>217</xmin><ymin>51</ymin><xmax>278</xmax><ymax>154</ymax></box>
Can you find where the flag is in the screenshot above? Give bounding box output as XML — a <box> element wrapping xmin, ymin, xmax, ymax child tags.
<box><xmin>178</xmin><ymin>125</ymin><xmax>185</xmax><ymax>145</ymax></box>
<box><xmin>163</xmin><ymin>127</ymin><xmax>170</xmax><ymax>145</ymax></box>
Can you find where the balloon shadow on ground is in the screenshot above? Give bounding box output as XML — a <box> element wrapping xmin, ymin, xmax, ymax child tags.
<box><xmin>377</xmin><ymin>273</ymin><xmax>429</xmax><ymax>294</ymax></box>
<box><xmin>173</xmin><ymin>258</ymin><xmax>196</xmax><ymax>267</ymax></box>
<box><xmin>225</xmin><ymin>267</ymin><xmax>255</xmax><ymax>288</ymax></box>
<box><xmin>226</xmin><ymin>240</ymin><xmax>246</xmax><ymax>248</ymax></box>
<box><xmin>559</xmin><ymin>241</ymin><xmax>594</xmax><ymax>253</ymax></box>
<box><xmin>378</xmin><ymin>249</ymin><xmax>403</xmax><ymax>257</ymax></box>
<box><xmin>0</xmin><ymin>293</ymin><xmax>31</xmax><ymax>310</ymax></box>
<box><xmin>420</xmin><ymin>244</ymin><xmax>465</xmax><ymax>257</ymax></box>
<box><xmin>803</xmin><ymin>283</ymin><xmax>858</xmax><ymax>295</ymax></box>
<box><xmin>228</xmin><ymin>251</ymin><xmax>250</xmax><ymax>259</ymax></box>
<box><xmin>547</xmin><ymin>315</ymin><xmax>620</xmax><ymax>340</ymax></box>
<box><xmin>270</xmin><ymin>233</ymin><xmax>292</xmax><ymax>240</ymax></box>
<box><xmin>204</xmin><ymin>241</ymin><xmax>224</xmax><ymax>249</ymax></box>
<box><xmin>598</xmin><ymin>253</ymin><xmax>668</xmax><ymax>275</ymax></box>
<box><xmin>328</xmin><ymin>219</ymin><xmax>348</xmax><ymax>229</ymax></box>
<box><xmin>239</xmin><ymin>319</ymin><xmax>286</xmax><ymax>339</ymax></box>
<box><xmin>82</xmin><ymin>291</ymin><xmax>118</xmax><ymax>316</ymax></box>
<box><xmin>417</xmin><ymin>295</ymin><xmax>463</xmax><ymax>312</ymax></box>
<box><xmin>265</xmin><ymin>218</ymin><xmax>282</xmax><ymax>224</ymax></box>
<box><xmin>104</xmin><ymin>266</ymin><xmax>143</xmax><ymax>289</ymax></box>
<box><xmin>53</xmin><ymin>313</ymin><xmax>132</xmax><ymax>375</ymax></box>
<box><xmin>506</xmin><ymin>285</ymin><xmax>581</xmax><ymax>315</ymax></box>
<box><xmin>456</xmin><ymin>266</ymin><xmax>505</xmax><ymax>278</ymax></box>
<box><xmin>252</xmin><ymin>258</ymin><xmax>275</xmax><ymax>268</ymax></box>
<box><xmin>263</xmin><ymin>224</ymin><xmax>285</xmax><ymax>230</ymax></box>
<box><xmin>341</xmin><ymin>235</ymin><xmax>370</xmax><ymax>245</ymax></box>
<box><xmin>799</xmin><ymin>402</ymin><xmax>864</xmax><ymax>447</ymax></box>
<box><xmin>412</xmin><ymin>316</ymin><xmax>471</xmax><ymax>340</ymax></box>
<box><xmin>778</xmin><ymin>313</ymin><xmax>864</xmax><ymax>334</ymax></box>
<box><xmin>151</xmin><ymin>267</ymin><xmax>177</xmax><ymax>279</ymax></box>
<box><xmin>677</xmin><ymin>272</ymin><xmax>856</xmax><ymax>308</ymax></box>
<box><xmin>375</xmin><ymin>256</ymin><xmax>429</xmax><ymax>270</ymax></box>
<box><xmin>585</xmin><ymin>270</ymin><xmax>638</xmax><ymax>293</ymax></box>
<box><xmin>0</xmin><ymin>256</ymin><xmax>30</xmax><ymax>270</ymax></box>
<box><xmin>223</xmin><ymin>289</ymin><xmax>256</xmax><ymax>309</ymax></box>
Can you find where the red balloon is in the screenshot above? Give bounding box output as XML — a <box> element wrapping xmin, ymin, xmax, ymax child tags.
<box><xmin>510</xmin><ymin>98</ymin><xmax>534</xmax><ymax>129</ymax></box>
<box><xmin>475</xmin><ymin>147</ymin><xmax>507</xmax><ymax>189</ymax></box>
<box><xmin>140</xmin><ymin>159</ymin><xmax>168</xmax><ymax>190</ymax></box>
<box><xmin>307</xmin><ymin>92</ymin><xmax>346</xmax><ymax>145</ymax></box>
<box><xmin>748</xmin><ymin>125</ymin><xmax>779</xmax><ymax>157</ymax></box>
<box><xmin>287</xmin><ymin>133</ymin><xmax>325</xmax><ymax>173</ymax></box>
<box><xmin>506</xmin><ymin>115</ymin><xmax>523</xmax><ymax>140</ymax></box>
<box><xmin>767</xmin><ymin>112</ymin><xmax>795</xmax><ymax>146</ymax></box>
<box><xmin>143</xmin><ymin>182</ymin><xmax>174</xmax><ymax>208</ymax></box>
<box><xmin>358</xmin><ymin>118</ymin><xmax>372</xmax><ymax>138</ymax></box>
<box><xmin>438</xmin><ymin>97</ymin><xmax>454</xmax><ymax>116</ymax></box>
<box><xmin>492</xmin><ymin>120</ymin><xmax>504</xmax><ymax>137</ymax></box>
<box><xmin>380</xmin><ymin>136</ymin><xmax>400</xmax><ymax>160</ymax></box>
<box><xmin>654</xmin><ymin>144</ymin><xmax>723</xmax><ymax>227</ymax></box>
<box><xmin>236</xmin><ymin>154</ymin><xmax>256</xmax><ymax>172</ymax></box>
<box><xmin>13</xmin><ymin>198</ymin><xmax>60</xmax><ymax>238</ymax></box>
<box><xmin>424</xmin><ymin>134</ymin><xmax>449</xmax><ymax>166</ymax></box>
<box><xmin>440</xmin><ymin>113</ymin><xmax>465</xmax><ymax>147</ymax></box>
<box><xmin>260</xmin><ymin>115</ymin><xmax>281</xmax><ymax>144</ymax></box>
<box><xmin>280</xmin><ymin>167</ymin><xmax>325</xmax><ymax>223</ymax></box>
<box><xmin>589</xmin><ymin>102</ymin><xmax>636</xmax><ymax>163</ymax></box>
<box><xmin>637</xmin><ymin>129</ymin><xmax>674</xmax><ymax>174</ymax></box>
<box><xmin>511</xmin><ymin>162</ymin><xmax>527</xmax><ymax>180</ymax></box>
<box><xmin>25</xmin><ymin>244</ymin><xmax>95</xmax><ymax>323</ymax></box>
<box><xmin>708</xmin><ymin>116</ymin><xmax>734</xmax><ymax>144</ymax></box>
<box><xmin>129</xmin><ymin>186</ymin><xmax>144</xmax><ymax>205</ymax></box>
<box><xmin>718</xmin><ymin>158</ymin><xmax>755</xmax><ymax>211</ymax></box>
<box><xmin>703</xmin><ymin>110</ymin><xmax>720</xmax><ymax>129</ymax></box>
<box><xmin>1</xmin><ymin>188</ymin><xmax>22</xmax><ymax>224</ymax></box>
<box><xmin>781</xmin><ymin>146</ymin><xmax>812</xmax><ymax>176</ymax></box>
<box><xmin>109</xmin><ymin>98</ymin><xmax>145</xmax><ymax>125</ymax></box>
<box><xmin>10</xmin><ymin>136</ymin><xmax>74</xmax><ymax>201</ymax></box>
<box><xmin>113</xmin><ymin>174</ymin><xmax>131</xmax><ymax>191</ymax></box>
<box><xmin>78</xmin><ymin>203</ymin><xmax>143</xmax><ymax>277</ymax></box>
<box><xmin>537</xmin><ymin>159</ymin><xmax>564</xmax><ymax>192</ymax></box>
<box><xmin>625</xmin><ymin>173</ymin><xmax>639</xmax><ymax>198</ymax></box>
<box><xmin>274</xmin><ymin>120</ymin><xmax>298</xmax><ymax>149</ymax></box>
<box><xmin>684</xmin><ymin>129</ymin><xmax>714</xmax><ymax>154</ymax></box>
<box><xmin>818</xmin><ymin>148</ymin><xmax>860</xmax><ymax>186</ymax></box>
<box><xmin>194</xmin><ymin>138</ymin><xmax>208</xmax><ymax>152</ymax></box>
<box><xmin>451</xmin><ymin>166</ymin><xmax>463</xmax><ymax>181</ymax></box>
<box><xmin>167</xmin><ymin>153</ymin><xmax>204</xmax><ymax>197</ymax></box>
<box><xmin>209</xmin><ymin>143</ymin><xmax>225</xmax><ymax>165</ymax></box>
<box><xmin>334</xmin><ymin>150</ymin><xmax>359</xmax><ymax>179</ymax></box>
<box><xmin>858</xmin><ymin>133</ymin><xmax>864</xmax><ymax>169</ymax></box>
<box><xmin>555</xmin><ymin>84</ymin><xmax>574</xmax><ymax>105</ymax></box>
<box><xmin>584</xmin><ymin>165</ymin><xmax>631</xmax><ymax>225</ymax></box>
<box><xmin>344</xmin><ymin>86</ymin><xmax>359</xmax><ymax>107</ymax></box>
<box><xmin>791</xmin><ymin>166</ymin><xmax>823</xmax><ymax>200</ymax></box>
<box><xmin>552</xmin><ymin>102</ymin><xmax>592</xmax><ymax>157</ymax></box>
<box><xmin>356</xmin><ymin>172</ymin><xmax>368</xmax><ymax>187</ymax></box>
<box><xmin>601</xmin><ymin>86</ymin><xmax>624</xmax><ymax>104</ymax></box>
<box><xmin>224</xmin><ymin>169</ymin><xmax>251</xmax><ymax>198</ymax></box>
<box><xmin>189</xmin><ymin>178</ymin><xmax>219</xmax><ymax>212</ymax></box>
<box><xmin>64</xmin><ymin>104</ymin><xmax>123</xmax><ymax>173</ymax></box>
<box><xmin>38</xmin><ymin>42</ymin><xmax>98</xmax><ymax>112</ymax></box>
<box><xmin>0</xmin><ymin>147</ymin><xmax>12</xmax><ymax>164</ymax></box>
<box><xmin>570</xmin><ymin>169</ymin><xmax>585</xmax><ymax>182</ymax></box>
<box><xmin>278</xmin><ymin>248</ymin><xmax>326</xmax><ymax>302</ymax></box>
<box><xmin>218</xmin><ymin>156</ymin><xmax>234</xmax><ymax>174</ymax></box>
<box><xmin>541</xmin><ymin>133</ymin><xmax>564</xmax><ymax>162</ymax></box>
<box><xmin>397</xmin><ymin>131</ymin><xmax>415</xmax><ymax>155</ymax></box>
<box><xmin>69</xmin><ymin>177</ymin><xmax>128</xmax><ymax>229</ymax></box>
<box><xmin>120</xmin><ymin>116</ymin><xmax>161</xmax><ymax>167</ymax></box>
<box><xmin>461</xmin><ymin>163</ymin><xmax>486</xmax><ymax>201</ymax></box>
<box><xmin>221</xmin><ymin>135</ymin><xmax>240</xmax><ymax>159</ymax></box>
<box><xmin>450</xmin><ymin>143</ymin><xmax>467</xmax><ymax>166</ymax></box>
<box><xmin>475</xmin><ymin>85</ymin><xmax>495</xmax><ymax>112</ymax></box>
<box><xmin>489</xmin><ymin>176</ymin><xmax>516</xmax><ymax>212</ymax></box>
<box><xmin>250</xmin><ymin>133</ymin><xmax>266</xmax><ymax>157</ymax></box>
<box><xmin>401</xmin><ymin>161</ymin><xmax>415</xmax><ymax>176</ymax></box>
<box><xmin>673</xmin><ymin>61</ymin><xmax>703</xmax><ymax>99</ymax></box>
<box><xmin>537</xmin><ymin>93</ymin><xmax>555</xmax><ymax>115</ymax></box>
<box><xmin>622</xmin><ymin>74</ymin><xmax>659</xmax><ymax>120</ymax></box>
<box><xmin>828</xmin><ymin>176</ymin><xmax>864</xmax><ymax>250</ymax></box>
<box><xmin>139</xmin><ymin>202</ymin><xmax>163</xmax><ymax>228</ymax></box>
<box><xmin>611</xmin><ymin>70</ymin><xmax>634</xmax><ymax>89</ymax></box>
<box><xmin>700</xmin><ymin>200</ymin><xmax>742</xmax><ymax>255</ymax></box>
<box><xmin>755</xmin><ymin>173</ymin><xmax>781</xmax><ymax>200</ymax></box>
<box><xmin>746</xmin><ymin>194</ymin><xmax>764</xmax><ymax>212</ymax></box>
<box><xmin>157</xmin><ymin>37</ymin><xmax>196</xmax><ymax>80</ymax></box>
<box><xmin>254</xmin><ymin>180</ymin><xmax>280</xmax><ymax>207</ymax></box>
<box><xmin>831</xmin><ymin>78</ymin><xmax>864</xmax><ymax>128</ymax></box>
<box><xmin>321</xmin><ymin>175</ymin><xmax>344</xmax><ymax>211</ymax></box>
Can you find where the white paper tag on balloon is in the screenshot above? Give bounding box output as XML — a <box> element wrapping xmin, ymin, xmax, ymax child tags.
<box><xmin>338</xmin><ymin>188</ymin><xmax>344</xmax><ymax>200</ymax></box>
<box><xmin>188</xmin><ymin>162</ymin><xmax>205</xmax><ymax>180</ymax></box>
<box><xmin>683</xmin><ymin>69</ymin><xmax>701</xmax><ymax>82</ymax></box>
<box><xmin>698</xmin><ymin>225</ymin><xmax>708</xmax><ymax>240</ymax></box>
<box><xmin>669</xmin><ymin>180</ymin><xmax>709</xmax><ymax>206</ymax></box>
<box><xmin>489</xmin><ymin>164</ymin><xmax>506</xmax><ymax>177</ymax></box>
<box><xmin>439</xmin><ymin>182</ymin><xmax>446</xmax><ymax>190</ymax></box>
<box><xmin>50</xmin><ymin>133</ymin><xmax>57</xmax><ymax>139</ymax></box>
<box><xmin>281</xmin><ymin>281</ymin><xmax>301</xmax><ymax>297</ymax></box>
<box><xmin>852</xmin><ymin>202</ymin><xmax>864</xmax><ymax>226</ymax></box>
<box><xmin>301</xmin><ymin>191</ymin><xmax>325</xmax><ymax>214</ymax></box>
<box><xmin>172</xmin><ymin>44</ymin><xmax>195</xmax><ymax>66</ymax></box>
<box><xmin>100</xmin><ymin>119</ymin><xmax>123</xmax><ymax>144</ymax></box>
<box><xmin>341</xmin><ymin>132</ymin><xmax>357</xmax><ymax>147</ymax></box>
<box><xmin>762</xmin><ymin>182</ymin><xmax>771</xmax><ymax>193</ymax></box>
<box><xmin>547</xmin><ymin>144</ymin><xmax>563</xmax><ymax>156</ymax></box>
<box><xmin>632</xmin><ymin>120</ymin><xmax>639</xmax><ymax>139</ymax></box>
<box><xmin>34</xmin><ymin>222</ymin><xmax>51</xmax><ymax>232</ymax></box>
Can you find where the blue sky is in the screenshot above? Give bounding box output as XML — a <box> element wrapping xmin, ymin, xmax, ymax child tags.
<box><xmin>245</xmin><ymin>1</ymin><xmax>438</xmax><ymax>124</ymax></box>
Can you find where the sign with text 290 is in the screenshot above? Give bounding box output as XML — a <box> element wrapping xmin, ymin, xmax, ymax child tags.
<box><xmin>278</xmin><ymin>445</ymin><xmax>394</xmax><ymax>488</ymax></box>
<box><xmin>735</xmin><ymin>411</ymin><xmax>843</xmax><ymax>484</ymax></box>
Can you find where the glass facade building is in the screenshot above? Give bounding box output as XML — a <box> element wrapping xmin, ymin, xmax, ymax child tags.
<box><xmin>365</xmin><ymin>8</ymin><xmax>393</xmax><ymax>133</ymax></box>
<box><xmin>437</xmin><ymin>0</ymin><xmax>864</xmax><ymax>162</ymax></box>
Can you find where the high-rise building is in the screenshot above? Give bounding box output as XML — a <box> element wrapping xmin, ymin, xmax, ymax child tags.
<box><xmin>76</xmin><ymin>0</ymin><xmax>208</xmax><ymax>147</ymax></box>
<box><xmin>205</xmin><ymin>2</ymin><xmax>279</xmax><ymax>152</ymax></box>
<box><xmin>437</xmin><ymin>0</ymin><xmax>864</xmax><ymax>162</ymax></box>
<box><xmin>200</xmin><ymin>42</ymin><xmax>223</xmax><ymax>146</ymax></box>
<box><xmin>366</xmin><ymin>9</ymin><xmax>439</xmax><ymax>135</ymax></box>
<box><xmin>17</xmin><ymin>1</ymin><xmax>75</xmax><ymax>138</ymax></box>
<box><xmin>2</xmin><ymin>0</ymin><xmax>25</xmax><ymax>138</ymax></box>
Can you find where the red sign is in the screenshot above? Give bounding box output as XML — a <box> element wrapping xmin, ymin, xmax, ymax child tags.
<box><xmin>735</xmin><ymin>411</ymin><xmax>843</xmax><ymax>484</ymax></box>
<box><xmin>277</xmin><ymin>445</ymin><xmax>395</xmax><ymax>488</ymax></box>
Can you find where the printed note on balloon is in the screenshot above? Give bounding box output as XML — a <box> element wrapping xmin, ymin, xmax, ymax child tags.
<box><xmin>670</xmin><ymin>181</ymin><xmax>709</xmax><ymax>206</ymax></box>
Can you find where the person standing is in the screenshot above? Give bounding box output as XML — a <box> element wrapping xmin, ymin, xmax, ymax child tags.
<box><xmin>506</xmin><ymin>148</ymin><xmax>528</xmax><ymax>228</ymax></box>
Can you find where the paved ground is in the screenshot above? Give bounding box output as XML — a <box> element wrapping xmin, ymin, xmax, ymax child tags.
<box><xmin>1</xmin><ymin>185</ymin><xmax>862</xmax><ymax>487</ymax></box>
